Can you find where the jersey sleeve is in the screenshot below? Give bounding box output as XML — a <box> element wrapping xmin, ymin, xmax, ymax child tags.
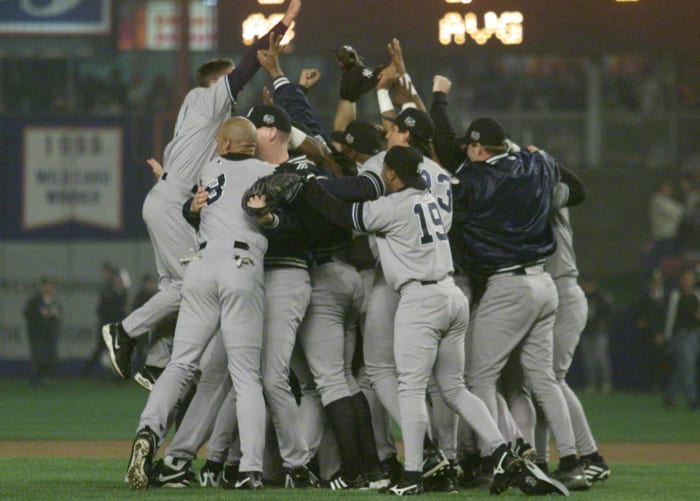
<box><xmin>358</xmin><ymin>152</ymin><xmax>387</xmax><ymax>196</ymax></box>
<box><xmin>551</xmin><ymin>182</ymin><xmax>570</xmax><ymax>212</ymax></box>
<box><xmin>356</xmin><ymin>195</ymin><xmax>395</xmax><ymax>234</ymax></box>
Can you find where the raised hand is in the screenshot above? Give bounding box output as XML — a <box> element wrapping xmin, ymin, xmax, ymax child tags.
<box><xmin>256</xmin><ymin>33</ymin><xmax>284</xmax><ymax>79</ymax></box>
<box><xmin>387</xmin><ymin>38</ymin><xmax>407</xmax><ymax>76</ymax></box>
<box><xmin>376</xmin><ymin>65</ymin><xmax>398</xmax><ymax>90</ymax></box>
<box><xmin>299</xmin><ymin>68</ymin><xmax>321</xmax><ymax>90</ymax></box>
<box><xmin>432</xmin><ymin>75</ymin><xmax>452</xmax><ymax>94</ymax></box>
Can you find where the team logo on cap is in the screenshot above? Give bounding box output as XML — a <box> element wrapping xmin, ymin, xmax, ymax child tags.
<box><xmin>404</xmin><ymin>116</ymin><xmax>416</xmax><ymax>128</ymax></box>
<box><xmin>263</xmin><ymin>114</ymin><xmax>276</xmax><ymax>126</ymax></box>
<box><xmin>345</xmin><ymin>133</ymin><xmax>355</xmax><ymax>144</ymax></box>
<box><xmin>362</xmin><ymin>68</ymin><xmax>373</xmax><ymax>79</ymax></box>
<box><xmin>470</xmin><ymin>130</ymin><xmax>481</xmax><ymax>141</ymax></box>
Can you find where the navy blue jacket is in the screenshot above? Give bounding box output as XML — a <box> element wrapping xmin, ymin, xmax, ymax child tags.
<box><xmin>452</xmin><ymin>150</ymin><xmax>557</xmax><ymax>275</ymax></box>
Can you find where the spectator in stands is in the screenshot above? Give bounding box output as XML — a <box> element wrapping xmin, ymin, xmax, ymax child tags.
<box><xmin>634</xmin><ymin>269</ymin><xmax>669</xmax><ymax>392</ymax></box>
<box><xmin>677</xmin><ymin>172</ymin><xmax>700</xmax><ymax>260</ymax></box>
<box><xmin>83</xmin><ymin>263</ymin><xmax>128</xmax><ymax>378</ymax></box>
<box><xmin>23</xmin><ymin>277</ymin><xmax>62</xmax><ymax>386</ymax></box>
<box><xmin>661</xmin><ymin>267</ymin><xmax>700</xmax><ymax>410</ymax></box>
<box><xmin>579</xmin><ymin>276</ymin><xmax>614</xmax><ymax>394</ymax></box>
<box><xmin>642</xmin><ymin>178</ymin><xmax>685</xmax><ymax>284</ymax></box>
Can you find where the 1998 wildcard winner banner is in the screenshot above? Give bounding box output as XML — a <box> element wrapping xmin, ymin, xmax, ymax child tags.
<box><xmin>23</xmin><ymin>126</ymin><xmax>123</xmax><ymax>232</ymax></box>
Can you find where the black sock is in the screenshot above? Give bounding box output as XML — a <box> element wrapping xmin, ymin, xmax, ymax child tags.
<box><xmin>581</xmin><ymin>451</ymin><xmax>604</xmax><ymax>463</ymax></box>
<box><xmin>404</xmin><ymin>470</ymin><xmax>422</xmax><ymax>484</ymax></box>
<box><xmin>423</xmin><ymin>434</ymin><xmax>436</xmax><ymax>451</ymax></box>
<box><xmin>325</xmin><ymin>397</ymin><xmax>363</xmax><ymax>478</ymax></box>
<box><xmin>558</xmin><ymin>454</ymin><xmax>579</xmax><ymax>472</ymax></box>
<box><xmin>351</xmin><ymin>392</ymin><xmax>380</xmax><ymax>472</ymax></box>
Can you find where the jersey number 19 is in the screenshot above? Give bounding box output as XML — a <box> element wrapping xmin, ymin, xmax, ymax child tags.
<box><xmin>413</xmin><ymin>201</ymin><xmax>448</xmax><ymax>245</ymax></box>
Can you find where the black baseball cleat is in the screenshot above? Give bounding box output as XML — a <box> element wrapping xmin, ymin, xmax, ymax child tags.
<box><xmin>423</xmin><ymin>460</ymin><xmax>459</xmax><ymax>493</ymax></box>
<box><xmin>385</xmin><ymin>477</ymin><xmax>423</xmax><ymax>496</ymax></box>
<box><xmin>133</xmin><ymin>365</ymin><xmax>164</xmax><ymax>391</ymax></box>
<box><xmin>517</xmin><ymin>459</ymin><xmax>569</xmax><ymax>496</ymax></box>
<box><xmin>327</xmin><ymin>471</ymin><xmax>369</xmax><ymax>490</ymax></box>
<box><xmin>198</xmin><ymin>459</ymin><xmax>223</xmax><ymax>487</ymax></box>
<box><xmin>513</xmin><ymin>437</ymin><xmax>537</xmax><ymax>461</ymax></box>
<box><xmin>150</xmin><ymin>456</ymin><xmax>194</xmax><ymax>488</ymax></box>
<box><xmin>102</xmin><ymin>323</ymin><xmax>135</xmax><ymax>379</ymax></box>
<box><xmin>580</xmin><ymin>456</ymin><xmax>611</xmax><ymax>483</ymax></box>
<box><xmin>126</xmin><ymin>427</ymin><xmax>158</xmax><ymax>490</ymax></box>
<box><xmin>422</xmin><ymin>448</ymin><xmax>449</xmax><ymax>480</ymax></box>
<box><xmin>552</xmin><ymin>465</ymin><xmax>592</xmax><ymax>491</ymax></box>
<box><xmin>222</xmin><ymin>471</ymin><xmax>263</xmax><ymax>490</ymax></box>
<box><xmin>490</xmin><ymin>444</ymin><xmax>524</xmax><ymax>495</ymax></box>
<box><xmin>284</xmin><ymin>465</ymin><xmax>321</xmax><ymax>488</ymax></box>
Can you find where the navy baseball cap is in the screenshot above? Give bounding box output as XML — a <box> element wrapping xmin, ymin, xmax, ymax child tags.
<box><xmin>331</xmin><ymin>120</ymin><xmax>383</xmax><ymax>155</ymax></box>
<box><xmin>386</xmin><ymin>109</ymin><xmax>435</xmax><ymax>142</ymax></box>
<box><xmin>463</xmin><ymin>117</ymin><xmax>507</xmax><ymax>147</ymax></box>
<box><xmin>246</xmin><ymin>105</ymin><xmax>292</xmax><ymax>133</ymax></box>
<box><xmin>384</xmin><ymin>146</ymin><xmax>426</xmax><ymax>190</ymax></box>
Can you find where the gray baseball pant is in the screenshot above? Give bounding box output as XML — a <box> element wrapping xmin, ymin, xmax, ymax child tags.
<box><xmin>536</xmin><ymin>277</ymin><xmax>598</xmax><ymax>462</ymax></box>
<box><xmin>395</xmin><ymin>280</ymin><xmax>505</xmax><ymax>472</ymax></box>
<box><xmin>468</xmin><ymin>270</ymin><xmax>577</xmax><ymax>459</ymax></box>
<box><xmin>138</xmin><ymin>246</ymin><xmax>266</xmax><ymax>472</ymax></box>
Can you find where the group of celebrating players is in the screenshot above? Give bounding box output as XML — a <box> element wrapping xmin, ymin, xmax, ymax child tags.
<box><xmin>100</xmin><ymin>0</ymin><xmax>612</xmax><ymax>495</ymax></box>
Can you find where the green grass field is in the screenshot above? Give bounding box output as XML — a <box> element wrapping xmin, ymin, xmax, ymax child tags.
<box><xmin>1</xmin><ymin>379</ymin><xmax>699</xmax><ymax>500</ymax></box>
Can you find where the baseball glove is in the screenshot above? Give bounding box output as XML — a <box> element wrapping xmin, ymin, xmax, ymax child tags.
<box><xmin>242</xmin><ymin>171</ymin><xmax>306</xmax><ymax>218</ymax></box>
<box><xmin>336</xmin><ymin>45</ymin><xmax>383</xmax><ymax>102</ymax></box>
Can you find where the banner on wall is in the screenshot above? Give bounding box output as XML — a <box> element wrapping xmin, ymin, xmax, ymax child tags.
<box><xmin>22</xmin><ymin>126</ymin><xmax>123</xmax><ymax>231</ymax></box>
<box><xmin>0</xmin><ymin>0</ymin><xmax>111</xmax><ymax>35</ymax></box>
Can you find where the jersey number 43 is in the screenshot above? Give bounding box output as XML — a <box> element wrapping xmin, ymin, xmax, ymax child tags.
<box><xmin>413</xmin><ymin>201</ymin><xmax>448</xmax><ymax>245</ymax></box>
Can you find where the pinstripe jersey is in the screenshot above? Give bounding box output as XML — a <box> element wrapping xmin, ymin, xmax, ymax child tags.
<box><xmin>350</xmin><ymin>188</ymin><xmax>454</xmax><ymax>291</ymax></box>
<box><xmin>162</xmin><ymin>77</ymin><xmax>235</xmax><ymax>187</ymax></box>
<box><xmin>198</xmin><ymin>156</ymin><xmax>276</xmax><ymax>256</ymax></box>
<box><xmin>359</xmin><ymin>152</ymin><xmax>454</xmax><ymax>231</ymax></box>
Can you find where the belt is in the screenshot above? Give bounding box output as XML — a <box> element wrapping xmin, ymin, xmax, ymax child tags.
<box><xmin>492</xmin><ymin>262</ymin><xmax>545</xmax><ymax>277</ymax></box>
<box><xmin>199</xmin><ymin>241</ymin><xmax>249</xmax><ymax>251</ymax></box>
<box><xmin>420</xmin><ymin>280</ymin><xmax>437</xmax><ymax>285</ymax></box>
<box><xmin>161</xmin><ymin>172</ymin><xmax>168</xmax><ymax>181</ymax></box>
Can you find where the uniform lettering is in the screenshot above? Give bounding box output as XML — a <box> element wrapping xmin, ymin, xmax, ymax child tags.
<box><xmin>413</xmin><ymin>201</ymin><xmax>448</xmax><ymax>245</ymax></box>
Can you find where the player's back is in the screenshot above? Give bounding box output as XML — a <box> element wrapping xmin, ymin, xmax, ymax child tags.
<box><xmin>366</xmin><ymin>188</ymin><xmax>454</xmax><ymax>291</ymax></box>
<box><xmin>162</xmin><ymin>78</ymin><xmax>233</xmax><ymax>187</ymax></box>
<box><xmin>198</xmin><ymin>156</ymin><xmax>276</xmax><ymax>256</ymax></box>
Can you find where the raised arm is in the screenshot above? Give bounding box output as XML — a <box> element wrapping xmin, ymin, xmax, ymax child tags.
<box><xmin>226</xmin><ymin>0</ymin><xmax>301</xmax><ymax>101</ymax></box>
<box><xmin>430</xmin><ymin>75</ymin><xmax>465</xmax><ymax>173</ymax></box>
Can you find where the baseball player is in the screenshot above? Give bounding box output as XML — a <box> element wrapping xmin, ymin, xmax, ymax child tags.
<box><xmin>102</xmin><ymin>0</ymin><xmax>301</xmax><ymax>381</ymax></box>
<box><xmin>143</xmin><ymin>105</ymin><xmax>320</xmax><ymax>490</ymax></box>
<box><xmin>125</xmin><ymin>117</ymin><xmax>275</xmax><ymax>490</ymax></box>
<box><xmin>299</xmin><ymin>145</ymin><xmax>530</xmax><ymax>496</ymax></box>
<box><xmin>535</xmin><ymin>170</ymin><xmax>611</xmax><ymax>483</ymax></box>
<box><xmin>430</xmin><ymin>83</ymin><xmax>588</xmax><ymax>490</ymax></box>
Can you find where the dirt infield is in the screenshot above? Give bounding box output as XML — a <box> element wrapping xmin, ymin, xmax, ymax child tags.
<box><xmin>1</xmin><ymin>440</ymin><xmax>699</xmax><ymax>463</ymax></box>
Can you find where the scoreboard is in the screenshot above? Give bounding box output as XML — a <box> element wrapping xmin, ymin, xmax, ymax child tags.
<box><xmin>221</xmin><ymin>0</ymin><xmax>695</xmax><ymax>55</ymax></box>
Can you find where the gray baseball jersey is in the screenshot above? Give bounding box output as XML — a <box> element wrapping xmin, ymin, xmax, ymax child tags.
<box><xmin>121</xmin><ymin>77</ymin><xmax>234</xmax><ymax>341</ymax></box>
<box><xmin>343</xmin><ymin>187</ymin><xmax>505</xmax><ymax>473</ymax></box>
<box><xmin>137</xmin><ymin>156</ymin><xmax>274</xmax><ymax>473</ymax></box>
<box><xmin>360</xmin><ymin>155</ymin><xmax>459</xmax><ymax>458</ymax></box>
